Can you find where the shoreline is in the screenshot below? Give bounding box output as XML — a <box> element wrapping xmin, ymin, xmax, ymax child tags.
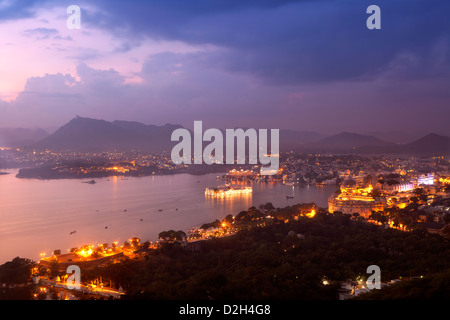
<box><xmin>13</xmin><ymin>165</ymin><xmax>243</xmax><ymax>180</ymax></box>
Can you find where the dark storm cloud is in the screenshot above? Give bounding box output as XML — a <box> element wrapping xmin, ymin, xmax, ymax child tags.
<box><xmin>4</xmin><ymin>0</ymin><xmax>450</xmax><ymax>86</ymax></box>
<box><xmin>79</xmin><ymin>0</ymin><xmax>450</xmax><ymax>84</ymax></box>
<box><xmin>0</xmin><ymin>0</ymin><xmax>42</xmax><ymax>20</ymax></box>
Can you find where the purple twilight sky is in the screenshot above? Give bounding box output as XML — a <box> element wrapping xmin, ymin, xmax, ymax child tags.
<box><xmin>0</xmin><ymin>0</ymin><xmax>449</xmax><ymax>138</ymax></box>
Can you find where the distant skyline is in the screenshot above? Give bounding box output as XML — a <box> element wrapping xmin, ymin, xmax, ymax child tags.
<box><xmin>1</xmin><ymin>0</ymin><xmax>449</xmax><ymax>136</ymax></box>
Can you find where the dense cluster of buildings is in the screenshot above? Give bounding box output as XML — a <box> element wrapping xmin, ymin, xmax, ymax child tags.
<box><xmin>327</xmin><ymin>172</ymin><xmax>449</xmax><ymax>218</ymax></box>
<box><xmin>213</xmin><ymin>154</ymin><xmax>450</xmax><ymax>230</ymax></box>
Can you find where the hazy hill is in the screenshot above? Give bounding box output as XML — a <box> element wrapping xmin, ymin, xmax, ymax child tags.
<box><xmin>400</xmin><ymin>133</ymin><xmax>450</xmax><ymax>155</ymax></box>
<box><xmin>36</xmin><ymin>116</ymin><xmax>182</xmax><ymax>152</ymax></box>
<box><xmin>366</xmin><ymin>131</ymin><xmax>428</xmax><ymax>144</ymax></box>
<box><xmin>0</xmin><ymin>128</ymin><xmax>49</xmax><ymax>147</ymax></box>
<box><xmin>279</xmin><ymin>129</ymin><xmax>326</xmax><ymax>151</ymax></box>
<box><xmin>291</xmin><ymin>131</ymin><xmax>450</xmax><ymax>155</ymax></box>
<box><xmin>356</xmin><ymin>133</ymin><xmax>450</xmax><ymax>155</ymax></box>
<box><xmin>301</xmin><ymin>132</ymin><xmax>395</xmax><ymax>153</ymax></box>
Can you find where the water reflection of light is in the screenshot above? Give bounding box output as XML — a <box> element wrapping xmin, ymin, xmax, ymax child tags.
<box><xmin>112</xmin><ymin>176</ymin><xmax>118</xmax><ymax>191</ymax></box>
<box><xmin>205</xmin><ymin>193</ymin><xmax>252</xmax><ymax>212</ymax></box>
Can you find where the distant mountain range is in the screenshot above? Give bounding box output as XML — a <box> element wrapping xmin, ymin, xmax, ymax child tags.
<box><xmin>309</xmin><ymin>132</ymin><xmax>395</xmax><ymax>151</ymax></box>
<box><xmin>278</xmin><ymin>129</ymin><xmax>326</xmax><ymax>150</ymax></box>
<box><xmin>355</xmin><ymin>133</ymin><xmax>450</xmax><ymax>155</ymax></box>
<box><xmin>366</xmin><ymin>131</ymin><xmax>430</xmax><ymax>144</ymax></box>
<box><xmin>1</xmin><ymin>116</ymin><xmax>450</xmax><ymax>155</ymax></box>
<box><xmin>0</xmin><ymin>128</ymin><xmax>49</xmax><ymax>147</ymax></box>
<box><xmin>295</xmin><ymin>132</ymin><xmax>450</xmax><ymax>155</ymax></box>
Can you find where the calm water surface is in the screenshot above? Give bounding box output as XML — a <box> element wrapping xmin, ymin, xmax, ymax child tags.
<box><xmin>0</xmin><ymin>170</ymin><xmax>336</xmax><ymax>263</ymax></box>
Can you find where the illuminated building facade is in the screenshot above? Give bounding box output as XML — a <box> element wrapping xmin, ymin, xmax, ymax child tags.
<box><xmin>328</xmin><ymin>185</ymin><xmax>386</xmax><ymax>218</ymax></box>
<box><xmin>418</xmin><ymin>173</ymin><xmax>435</xmax><ymax>186</ymax></box>
<box><xmin>328</xmin><ymin>196</ymin><xmax>386</xmax><ymax>218</ymax></box>
<box><xmin>227</xmin><ymin>169</ymin><xmax>254</xmax><ymax>177</ymax></box>
<box><xmin>40</xmin><ymin>251</ymin><xmax>124</xmax><ymax>271</ymax></box>
<box><xmin>381</xmin><ymin>182</ymin><xmax>415</xmax><ymax>193</ymax></box>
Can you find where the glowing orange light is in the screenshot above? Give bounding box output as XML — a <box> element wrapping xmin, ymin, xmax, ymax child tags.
<box><xmin>306</xmin><ymin>209</ymin><xmax>316</xmax><ymax>218</ymax></box>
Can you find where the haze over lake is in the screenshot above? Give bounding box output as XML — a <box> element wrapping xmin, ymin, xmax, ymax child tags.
<box><xmin>0</xmin><ymin>170</ymin><xmax>336</xmax><ymax>264</ymax></box>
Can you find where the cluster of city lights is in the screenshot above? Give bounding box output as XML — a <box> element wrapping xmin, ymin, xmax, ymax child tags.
<box><xmin>305</xmin><ymin>209</ymin><xmax>316</xmax><ymax>218</ymax></box>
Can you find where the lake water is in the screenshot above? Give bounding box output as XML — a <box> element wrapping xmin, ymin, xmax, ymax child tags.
<box><xmin>0</xmin><ymin>170</ymin><xmax>336</xmax><ymax>264</ymax></box>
